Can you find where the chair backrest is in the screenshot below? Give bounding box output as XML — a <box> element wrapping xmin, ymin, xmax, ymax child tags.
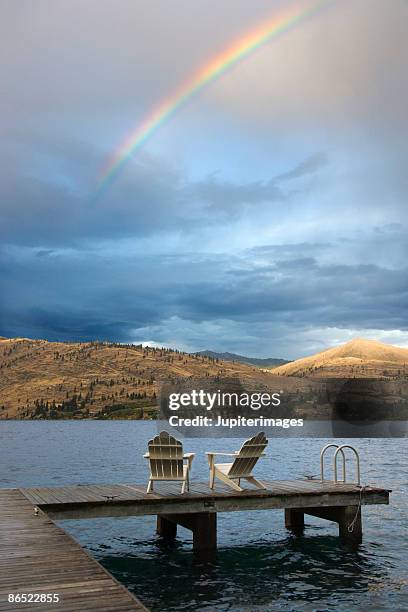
<box><xmin>148</xmin><ymin>431</ymin><xmax>184</xmax><ymax>480</ymax></box>
<box><xmin>228</xmin><ymin>432</ymin><xmax>268</xmax><ymax>478</ymax></box>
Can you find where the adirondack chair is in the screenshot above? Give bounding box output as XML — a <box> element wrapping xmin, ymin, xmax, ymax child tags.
<box><xmin>206</xmin><ymin>432</ymin><xmax>268</xmax><ymax>492</ymax></box>
<box><xmin>144</xmin><ymin>431</ymin><xmax>195</xmax><ymax>494</ymax></box>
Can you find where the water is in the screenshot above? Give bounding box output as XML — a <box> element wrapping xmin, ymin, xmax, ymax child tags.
<box><xmin>0</xmin><ymin>421</ymin><xmax>407</xmax><ymax>611</ymax></box>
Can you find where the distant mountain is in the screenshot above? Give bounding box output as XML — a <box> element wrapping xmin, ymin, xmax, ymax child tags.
<box><xmin>272</xmin><ymin>338</ymin><xmax>408</xmax><ymax>378</ymax></box>
<box><xmin>195</xmin><ymin>350</ymin><xmax>290</xmax><ymax>368</ymax></box>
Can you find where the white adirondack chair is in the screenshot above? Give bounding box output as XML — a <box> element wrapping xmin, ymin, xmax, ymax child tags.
<box><xmin>144</xmin><ymin>431</ymin><xmax>195</xmax><ymax>494</ymax></box>
<box><xmin>206</xmin><ymin>432</ymin><xmax>268</xmax><ymax>492</ymax></box>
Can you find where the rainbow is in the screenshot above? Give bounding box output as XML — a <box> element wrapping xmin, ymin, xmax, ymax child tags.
<box><xmin>98</xmin><ymin>0</ymin><xmax>332</xmax><ymax>193</ymax></box>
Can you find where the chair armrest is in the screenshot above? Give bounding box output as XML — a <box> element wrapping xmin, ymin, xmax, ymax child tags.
<box><xmin>143</xmin><ymin>452</ymin><xmax>150</xmax><ymax>459</ymax></box>
<box><xmin>205</xmin><ymin>451</ymin><xmax>238</xmax><ymax>457</ymax></box>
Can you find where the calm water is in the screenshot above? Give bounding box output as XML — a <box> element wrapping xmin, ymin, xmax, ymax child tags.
<box><xmin>0</xmin><ymin>421</ymin><xmax>407</xmax><ymax>611</ymax></box>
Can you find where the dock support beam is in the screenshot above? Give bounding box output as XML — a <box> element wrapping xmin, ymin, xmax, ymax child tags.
<box><xmin>284</xmin><ymin>509</ymin><xmax>305</xmax><ymax>534</ymax></box>
<box><xmin>157</xmin><ymin>512</ymin><xmax>217</xmax><ymax>560</ymax></box>
<box><xmin>285</xmin><ymin>505</ymin><xmax>362</xmax><ymax>546</ymax></box>
<box><xmin>157</xmin><ymin>514</ymin><xmax>177</xmax><ymax>539</ymax></box>
<box><xmin>337</xmin><ymin>506</ymin><xmax>362</xmax><ymax>545</ymax></box>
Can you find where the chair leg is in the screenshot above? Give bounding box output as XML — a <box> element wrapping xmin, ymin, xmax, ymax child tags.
<box><xmin>209</xmin><ymin>467</ymin><xmax>215</xmax><ymax>489</ymax></box>
<box><xmin>245</xmin><ymin>476</ymin><xmax>267</xmax><ymax>490</ymax></box>
<box><xmin>207</xmin><ymin>454</ymin><xmax>215</xmax><ymax>489</ymax></box>
<box><xmin>181</xmin><ymin>479</ymin><xmax>186</xmax><ymax>494</ymax></box>
<box><xmin>147</xmin><ymin>479</ymin><xmax>153</xmax><ymax>494</ymax></box>
<box><xmin>215</xmin><ymin>469</ymin><xmax>244</xmax><ymax>492</ymax></box>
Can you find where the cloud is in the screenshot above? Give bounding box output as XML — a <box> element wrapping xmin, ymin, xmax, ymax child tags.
<box><xmin>1</xmin><ymin>141</ymin><xmax>331</xmax><ymax>246</ymax></box>
<box><xmin>187</xmin><ymin>175</ymin><xmax>283</xmax><ymax>212</ymax></box>
<box><xmin>275</xmin><ymin>152</ymin><xmax>328</xmax><ymax>182</ymax></box>
<box><xmin>188</xmin><ymin>152</ymin><xmax>329</xmax><ymax>212</ymax></box>
<box><xmin>2</xmin><ymin>238</ymin><xmax>408</xmax><ymax>358</ymax></box>
<box><xmin>1</xmin><ymin>0</ymin><xmax>407</xmax><ymax>355</ymax></box>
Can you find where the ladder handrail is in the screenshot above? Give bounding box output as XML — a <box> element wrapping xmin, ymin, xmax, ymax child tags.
<box><xmin>320</xmin><ymin>443</ymin><xmax>346</xmax><ymax>482</ymax></box>
<box><xmin>334</xmin><ymin>445</ymin><xmax>360</xmax><ymax>485</ymax></box>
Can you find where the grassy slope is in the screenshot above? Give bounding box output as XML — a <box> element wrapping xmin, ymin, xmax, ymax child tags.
<box><xmin>0</xmin><ymin>337</ymin><xmax>281</xmax><ymax>419</ymax></box>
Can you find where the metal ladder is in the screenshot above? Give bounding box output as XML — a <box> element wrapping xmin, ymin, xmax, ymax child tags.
<box><xmin>320</xmin><ymin>443</ymin><xmax>361</xmax><ymax>485</ymax></box>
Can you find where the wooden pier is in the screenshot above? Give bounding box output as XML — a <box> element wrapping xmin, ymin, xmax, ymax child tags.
<box><xmin>1</xmin><ymin>479</ymin><xmax>390</xmax><ymax>610</ymax></box>
<box><xmin>0</xmin><ymin>489</ymin><xmax>147</xmax><ymax>611</ymax></box>
<box><xmin>22</xmin><ymin>479</ymin><xmax>389</xmax><ymax>548</ymax></box>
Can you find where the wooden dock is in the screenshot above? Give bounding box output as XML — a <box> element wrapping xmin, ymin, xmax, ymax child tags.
<box><xmin>0</xmin><ymin>489</ymin><xmax>147</xmax><ymax>611</ymax></box>
<box><xmin>21</xmin><ymin>479</ymin><xmax>390</xmax><ymax>548</ymax></box>
<box><xmin>1</xmin><ymin>479</ymin><xmax>390</xmax><ymax>610</ymax></box>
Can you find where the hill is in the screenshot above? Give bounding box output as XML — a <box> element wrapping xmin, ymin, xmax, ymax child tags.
<box><xmin>5</xmin><ymin>336</ymin><xmax>405</xmax><ymax>421</ymax></box>
<box><xmin>272</xmin><ymin>338</ymin><xmax>408</xmax><ymax>379</ymax></box>
<box><xmin>0</xmin><ymin>337</ymin><xmax>297</xmax><ymax>420</ymax></box>
<box><xmin>195</xmin><ymin>350</ymin><xmax>290</xmax><ymax>368</ymax></box>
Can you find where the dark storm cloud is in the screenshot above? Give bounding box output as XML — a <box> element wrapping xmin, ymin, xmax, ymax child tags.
<box><xmin>175</xmin><ymin>259</ymin><xmax>408</xmax><ymax>331</ymax></box>
<box><xmin>0</xmin><ymin>308</ymin><xmax>135</xmax><ymax>343</ymax></box>
<box><xmin>2</xmin><ymin>243</ymin><xmax>408</xmax><ymax>353</ymax></box>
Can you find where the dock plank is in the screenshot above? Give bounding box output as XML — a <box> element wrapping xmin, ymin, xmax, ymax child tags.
<box><xmin>0</xmin><ymin>490</ymin><xmax>147</xmax><ymax>611</ymax></box>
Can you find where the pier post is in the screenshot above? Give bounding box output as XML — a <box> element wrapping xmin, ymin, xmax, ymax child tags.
<box><xmin>190</xmin><ymin>512</ymin><xmax>217</xmax><ymax>553</ymax></box>
<box><xmin>156</xmin><ymin>512</ymin><xmax>217</xmax><ymax>560</ymax></box>
<box><xmin>284</xmin><ymin>509</ymin><xmax>305</xmax><ymax>534</ymax></box>
<box><xmin>294</xmin><ymin>505</ymin><xmax>363</xmax><ymax>547</ymax></box>
<box><xmin>337</xmin><ymin>505</ymin><xmax>362</xmax><ymax>546</ymax></box>
<box><xmin>157</xmin><ymin>514</ymin><xmax>177</xmax><ymax>540</ymax></box>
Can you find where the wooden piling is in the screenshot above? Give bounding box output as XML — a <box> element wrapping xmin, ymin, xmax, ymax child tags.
<box><xmin>338</xmin><ymin>505</ymin><xmax>362</xmax><ymax>545</ymax></box>
<box><xmin>286</xmin><ymin>504</ymin><xmax>363</xmax><ymax>546</ymax></box>
<box><xmin>284</xmin><ymin>508</ymin><xmax>305</xmax><ymax>534</ymax></box>
<box><xmin>157</xmin><ymin>514</ymin><xmax>177</xmax><ymax>539</ymax></box>
<box><xmin>157</xmin><ymin>512</ymin><xmax>217</xmax><ymax>559</ymax></box>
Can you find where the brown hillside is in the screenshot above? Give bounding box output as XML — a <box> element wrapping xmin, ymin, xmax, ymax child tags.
<box><xmin>0</xmin><ymin>337</ymin><xmax>304</xmax><ymax>419</ymax></box>
<box><xmin>272</xmin><ymin>338</ymin><xmax>408</xmax><ymax>379</ymax></box>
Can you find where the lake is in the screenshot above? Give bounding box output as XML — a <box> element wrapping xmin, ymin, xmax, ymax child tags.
<box><xmin>0</xmin><ymin>421</ymin><xmax>407</xmax><ymax>611</ymax></box>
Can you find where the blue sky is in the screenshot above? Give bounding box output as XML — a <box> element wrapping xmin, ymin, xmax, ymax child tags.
<box><xmin>1</xmin><ymin>0</ymin><xmax>407</xmax><ymax>359</ymax></box>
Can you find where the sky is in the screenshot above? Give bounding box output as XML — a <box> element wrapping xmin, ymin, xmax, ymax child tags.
<box><xmin>1</xmin><ymin>0</ymin><xmax>407</xmax><ymax>359</ymax></box>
